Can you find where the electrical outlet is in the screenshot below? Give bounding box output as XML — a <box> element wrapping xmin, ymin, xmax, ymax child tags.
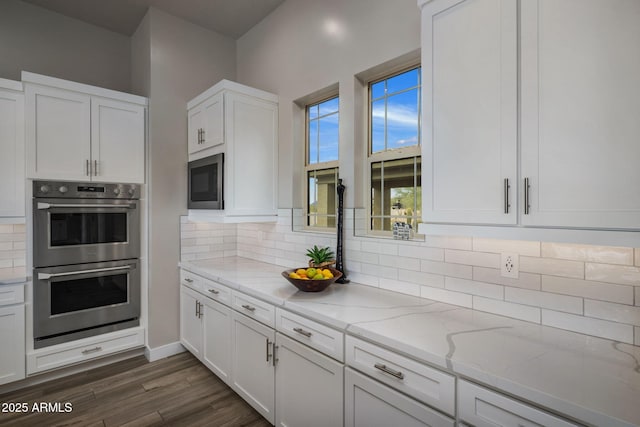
<box><xmin>501</xmin><ymin>252</ymin><xmax>519</xmax><ymax>278</ymax></box>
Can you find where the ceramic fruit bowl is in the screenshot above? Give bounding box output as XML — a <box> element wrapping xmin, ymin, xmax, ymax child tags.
<box><xmin>281</xmin><ymin>267</ymin><xmax>343</xmax><ymax>292</ymax></box>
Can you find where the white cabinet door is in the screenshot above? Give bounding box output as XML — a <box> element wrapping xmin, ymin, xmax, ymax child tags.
<box><xmin>0</xmin><ymin>304</ymin><xmax>25</xmax><ymax>385</ymax></box>
<box><xmin>231</xmin><ymin>311</ymin><xmax>275</xmax><ymax>424</ymax></box>
<box><xmin>180</xmin><ymin>286</ymin><xmax>203</xmax><ymax>359</ymax></box>
<box><xmin>421</xmin><ymin>0</ymin><xmax>517</xmax><ymax>225</ymax></box>
<box><xmin>188</xmin><ymin>105</ymin><xmax>204</xmax><ymax>156</ymax></box>
<box><xmin>26</xmin><ymin>85</ymin><xmax>91</xmax><ymax>180</ymax></box>
<box><xmin>0</xmin><ymin>89</ymin><xmax>25</xmax><ymax>217</ymax></box>
<box><xmin>520</xmin><ymin>0</ymin><xmax>640</xmax><ymax>229</ymax></box>
<box><xmin>458</xmin><ymin>380</ymin><xmax>578</xmax><ymax>427</ymax></box>
<box><xmin>225</xmin><ymin>92</ymin><xmax>278</xmax><ymax>217</ymax></box>
<box><xmin>91</xmin><ymin>97</ymin><xmax>145</xmax><ymax>183</ymax></box>
<box><xmin>202</xmin><ymin>297</ymin><xmax>232</xmax><ymax>385</ymax></box>
<box><xmin>202</xmin><ymin>92</ymin><xmax>224</xmax><ymax>150</ymax></box>
<box><xmin>275</xmin><ymin>332</ymin><xmax>344</xmax><ymax>427</ymax></box>
<box><xmin>345</xmin><ymin>368</ymin><xmax>454</xmax><ymax>427</ymax></box>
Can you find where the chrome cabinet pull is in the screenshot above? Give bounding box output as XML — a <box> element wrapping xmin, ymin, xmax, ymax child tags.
<box><xmin>504</xmin><ymin>178</ymin><xmax>510</xmax><ymax>214</ymax></box>
<box><xmin>201</xmin><ymin>128</ymin><xmax>205</xmax><ymax>143</ymax></box>
<box><xmin>266</xmin><ymin>338</ymin><xmax>272</xmax><ymax>362</ymax></box>
<box><xmin>273</xmin><ymin>343</ymin><xmax>279</xmax><ymax>366</ymax></box>
<box><xmin>374</xmin><ymin>363</ymin><xmax>405</xmax><ymax>380</ymax></box>
<box><xmin>184</xmin><ymin>278</ymin><xmax>193</xmax><ymax>283</ymax></box>
<box><xmin>241</xmin><ymin>304</ymin><xmax>256</xmax><ymax>312</ymax></box>
<box><xmin>293</xmin><ymin>327</ymin><xmax>312</xmax><ymax>338</ymax></box>
<box><xmin>82</xmin><ymin>346</ymin><xmax>102</xmax><ymax>355</ymax></box>
<box><xmin>86</xmin><ymin>159</ymin><xmax>90</xmax><ymax>176</ymax></box>
<box><xmin>94</xmin><ymin>160</ymin><xmax>98</xmax><ymax>176</ymax></box>
<box><xmin>524</xmin><ymin>177</ymin><xmax>531</xmax><ymax>215</ymax></box>
<box><xmin>208</xmin><ymin>288</ymin><xmax>219</xmax><ymax>295</ymax></box>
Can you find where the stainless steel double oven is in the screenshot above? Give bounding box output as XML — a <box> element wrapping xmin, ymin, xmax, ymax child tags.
<box><xmin>32</xmin><ymin>181</ymin><xmax>141</xmax><ymax>348</ymax></box>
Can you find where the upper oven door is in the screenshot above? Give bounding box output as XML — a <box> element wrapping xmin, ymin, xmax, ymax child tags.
<box><xmin>33</xmin><ymin>197</ymin><xmax>140</xmax><ymax>267</ymax></box>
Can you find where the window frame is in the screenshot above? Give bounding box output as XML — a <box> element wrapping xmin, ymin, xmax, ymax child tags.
<box><xmin>304</xmin><ymin>94</ymin><xmax>340</xmax><ymax>232</ymax></box>
<box><xmin>366</xmin><ymin>64</ymin><xmax>422</xmax><ymax>237</ymax></box>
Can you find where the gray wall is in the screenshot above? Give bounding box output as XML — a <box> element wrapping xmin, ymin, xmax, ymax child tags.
<box><xmin>0</xmin><ymin>0</ymin><xmax>131</xmax><ymax>92</ymax></box>
<box><xmin>133</xmin><ymin>8</ymin><xmax>236</xmax><ymax>349</ymax></box>
<box><xmin>236</xmin><ymin>0</ymin><xmax>421</xmax><ymax>208</ymax></box>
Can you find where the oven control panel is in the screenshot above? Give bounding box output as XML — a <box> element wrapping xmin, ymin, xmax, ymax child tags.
<box><xmin>33</xmin><ymin>181</ymin><xmax>140</xmax><ymax>199</ymax></box>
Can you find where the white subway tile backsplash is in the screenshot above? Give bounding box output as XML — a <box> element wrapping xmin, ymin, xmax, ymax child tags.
<box><xmin>0</xmin><ymin>225</ymin><xmax>13</xmax><ymax>233</ymax></box>
<box><xmin>421</xmin><ymin>260</ymin><xmax>472</xmax><ymax>280</ymax></box>
<box><xmin>473</xmin><ymin>238</ymin><xmax>541</xmax><ymax>257</ymax></box>
<box><xmin>398</xmin><ymin>245</ymin><xmax>444</xmax><ymax>261</ymax></box>
<box><xmin>0</xmin><ymin>260</ymin><xmax>12</xmax><ymax>268</ymax></box>
<box><xmin>541</xmin><ymin>276</ymin><xmax>633</xmax><ymax>305</ymax></box>
<box><xmin>585</xmin><ymin>263</ymin><xmax>640</xmax><ymax>287</ymax></box>
<box><xmin>473</xmin><ymin>267</ymin><xmax>541</xmax><ymax>291</ymax></box>
<box><xmin>380</xmin><ymin>278</ymin><xmax>420</xmax><ymax>297</ymax></box>
<box><xmin>379</xmin><ymin>255</ymin><xmax>420</xmax><ymax>271</ymax></box>
<box><xmin>423</xmin><ymin>235</ymin><xmax>472</xmax><ymax>250</ymax></box>
<box><xmin>421</xmin><ymin>286</ymin><xmax>472</xmax><ymax>308</ymax></box>
<box><xmin>473</xmin><ymin>297</ymin><xmax>541</xmax><ymax>323</ymax></box>
<box><xmin>542</xmin><ymin>309</ymin><xmax>634</xmax><ymax>344</ymax></box>
<box><xmin>398</xmin><ymin>269</ymin><xmax>445</xmax><ymax>288</ymax></box>
<box><xmin>0</xmin><ymin>242</ymin><xmax>12</xmax><ymax>251</ymax></box>
<box><xmin>505</xmin><ymin>288</ymin><xmax>582</xmax><ymax>315</ymax></box>
<box><xmin>445</xmin><ymin>250</ymin><xmax>500</xmax><ymax>268</ymax></box>
<box><xmin>445</xmin><ymin>277</ymin><xmax>504</xmax><ymax>299</ymax></box>
<box><xmin>520</xmin><ymin>256</ymin><xmax>584</xmax><ymax>279</ymax></box>
<box><xmin>181</xmin><ymin>219</ymin><xmax>640</xmax><ymax>347</ymax></box>
<box><xmin>584</xmin><ymin>300</ymin><xmax>640</xmax><ymax>326</ymax></box>
<box><xmin>542</xmin><ymin>242</ymin><xmax>634</xmax><ymax>265</ymax></box>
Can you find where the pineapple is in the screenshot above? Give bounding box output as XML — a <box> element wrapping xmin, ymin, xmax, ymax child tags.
<box><xmin>306</xmin><ymin>245</ymin><xmax>335</xmax><ymax>268</ymax></box>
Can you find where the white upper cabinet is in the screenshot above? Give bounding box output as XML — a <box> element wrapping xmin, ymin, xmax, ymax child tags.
<box><xmin>187</xmin><ymin>80</ymin><xmax>278</xmax><ymax>219</ymax></box>
<box><xmin>24</xmin><ymin>72</ymin><xmax>146</xmax><ymax>184</ymax></box>
<box><xmin>421</xmin><ymin>0</ymin><xmax>518</xmax><ymax>225</ymax></box>
<box><xmin>0</xmin><ymin>79</ymin><xmax>25</xmax><ymax>217</ymax></box>
<box><xmin>520</xmin><ymin>0</ymin><xmax>640</xmax><ymax>229</ymax></box>
<box><xmin>420</xmin><ymin>0</ymin><xmax>640</xmax><ymax>233</ymax></box>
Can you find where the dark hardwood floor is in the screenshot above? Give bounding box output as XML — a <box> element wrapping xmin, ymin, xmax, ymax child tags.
<box><xmin>0</xmin><ymin>352</ymin><xmax>271</xmax><ymax>426</ymax></box>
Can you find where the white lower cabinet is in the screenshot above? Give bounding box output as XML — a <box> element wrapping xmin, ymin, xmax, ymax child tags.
<box><xmin>0</xmin><ymin>283</ymin><xmax>25</xmax><ymax>385</ymax></box>
<box><xmin>275</xmin><ymin>332</ymin><xmax>343</xmax><ymax>427</ymax></box>
<box><xmin>345</xmin><ymin>368</ymin><xmax>454</xmax><ymax>427</ymax></box>
<box><xmin>231</xmin><ymin>311</ymin><xmax>276</xmax><ymax>424</ymax></box>
<box><xmin>458</xmin><ymin>380</ymin><xmax>579</xmax><ymax>427</ymax></box>
<box><xmin>202</xmin><ymin>295</ymin><xmax>232</xmax><ymax>385</ymax></box>
<box><xmin>180</xmin><ymin>286</ymin><xmax>203</xmax><ymax>359</ymax></box>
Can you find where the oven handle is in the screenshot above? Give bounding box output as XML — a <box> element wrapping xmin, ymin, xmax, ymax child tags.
<box><xmin>37</xmin><ymin>202</ymin><xmax>136</xmax><ymax>210</ymax></box>
<box><xmin>38</xmin><ymin>265</ymin><xmax>132</xmax><ymax>281</ymax></box>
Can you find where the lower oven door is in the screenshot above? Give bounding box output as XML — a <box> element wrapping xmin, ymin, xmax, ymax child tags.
<box><xmin>34</xmin><ymin>259</ymin><xmax>140</xmax><ymax>348</ymax></box>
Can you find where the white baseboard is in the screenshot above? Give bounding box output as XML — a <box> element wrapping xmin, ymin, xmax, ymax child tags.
<box><xmin>144</xmin><ymin>341</ymin><xmax>186</xmax><ymax>362</ymax></box>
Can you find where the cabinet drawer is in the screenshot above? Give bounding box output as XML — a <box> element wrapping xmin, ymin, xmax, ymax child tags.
<box><xmin>231</xmin><ymin>291</ymin><xmax>275</xmax><ymax>328</ymax></box>
<box><xmin>458</xmin><ymin>380</ymin><xmax>579</xmax><ymax>427</ymax></box>
<box><xmin>345</xmin><ymin>367</ymin><xmax>455</xmax><ymax>427</ymax></box>
<box><xmin>0</xmin><ymin>283</ymin><xmax>24</xmax><ymax>306</ymax></box>
<box><xmin>201</xmin><ymin>277</ymin><xmax>231</xmax><ymax>306</ymax></box>
<box><xmin>27</xmin><ymin>327</ymin><xmax>144</xmax><ymax>374</ymax></box>
<box><xmin>346</xmin><ymin>336</ymin><xmax>455</xmax><ymax>416</ymax></box>
<box><xmin>180</xmin><ymin>269</ymin><xmax>202</xmax><ymax>292</ymax></box>
<box><xmin>276</xmin><ymin>308</ymin><xmax>344</xmax><ymax>362</ymax></box>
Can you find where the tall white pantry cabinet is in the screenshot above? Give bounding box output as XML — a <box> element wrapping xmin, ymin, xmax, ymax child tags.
<box><xmin>0</xmin><ymin>78</ymin><xmax>25</xmax><ymax>217</ymax></box>
<box><xmin>420</xmin><ymin>0</ymin><xmax>640</xmax><ymax>231</ymax></box>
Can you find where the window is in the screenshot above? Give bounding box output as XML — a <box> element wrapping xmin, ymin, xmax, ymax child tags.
<box><xmin>369</xmin><ymin>67</ymin><xmax>421</xmax><ymax>234</ymax></box>
<box><xmin>306</xmin><ymin>96</ymin><xmax>339</xmax><ymax>229</ymax></box>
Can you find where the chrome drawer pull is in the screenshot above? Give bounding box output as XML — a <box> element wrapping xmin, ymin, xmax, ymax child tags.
<box><xmin>184</xmin><ymin>278</ymin><xmax>194</xmax><ymax>283</ymax></box>
<box><xmin>293</xmin><ymin>327</ymin><xmax>312</xmax><ymax>338</ymax></box>
<box><xmin>241</xmin><ymin>304</ymin><xmax>256</xmax><ymax>312</ymax></box>
<box><xmin>208</xmin><ymin>289</ymin><xmax>220</xmax><ymax>295</ymax></box>
<box><xmin>374</xmin><ymin>363</ymin><xmax>405</xmax><ymax>380</ymax></box>
<box><xmin>82</xmin><ymin>346</ymin><xmax>102</xmax><ymax>355</ymax></box>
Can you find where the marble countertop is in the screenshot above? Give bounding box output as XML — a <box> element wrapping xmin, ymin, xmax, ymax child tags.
<box><xmin>0</xmin><ymin>267</ymin><xmax>28</xmax><ymax>285</ymax></box>
<box><xmin>181</xmin><ymin>257</ymin><xmax>640</xmax><ymax>427</ymax></box>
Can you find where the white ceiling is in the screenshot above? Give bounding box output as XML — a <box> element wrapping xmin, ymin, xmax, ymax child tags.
<box><xmin>20</xmin><ymin>0</ymin><xmax>284</xmax><ymax>39</ymax></box>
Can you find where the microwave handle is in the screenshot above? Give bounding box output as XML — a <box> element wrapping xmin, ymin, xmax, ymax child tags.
<box><xmin>38</xmin><ymin>265</ymin><xmax>132</xmax><ymax>281</ymax></box>
<box><xmin>37</xmin><ymin>202</ymin><xmax>136</xmax><ymax>210</ymax></box>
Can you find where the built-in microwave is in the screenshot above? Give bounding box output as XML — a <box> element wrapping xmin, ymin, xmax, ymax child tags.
<box><xmin>188</xmin><ymin>153</ymin><xmax>224</xmax><ymax>209</ymax></box>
